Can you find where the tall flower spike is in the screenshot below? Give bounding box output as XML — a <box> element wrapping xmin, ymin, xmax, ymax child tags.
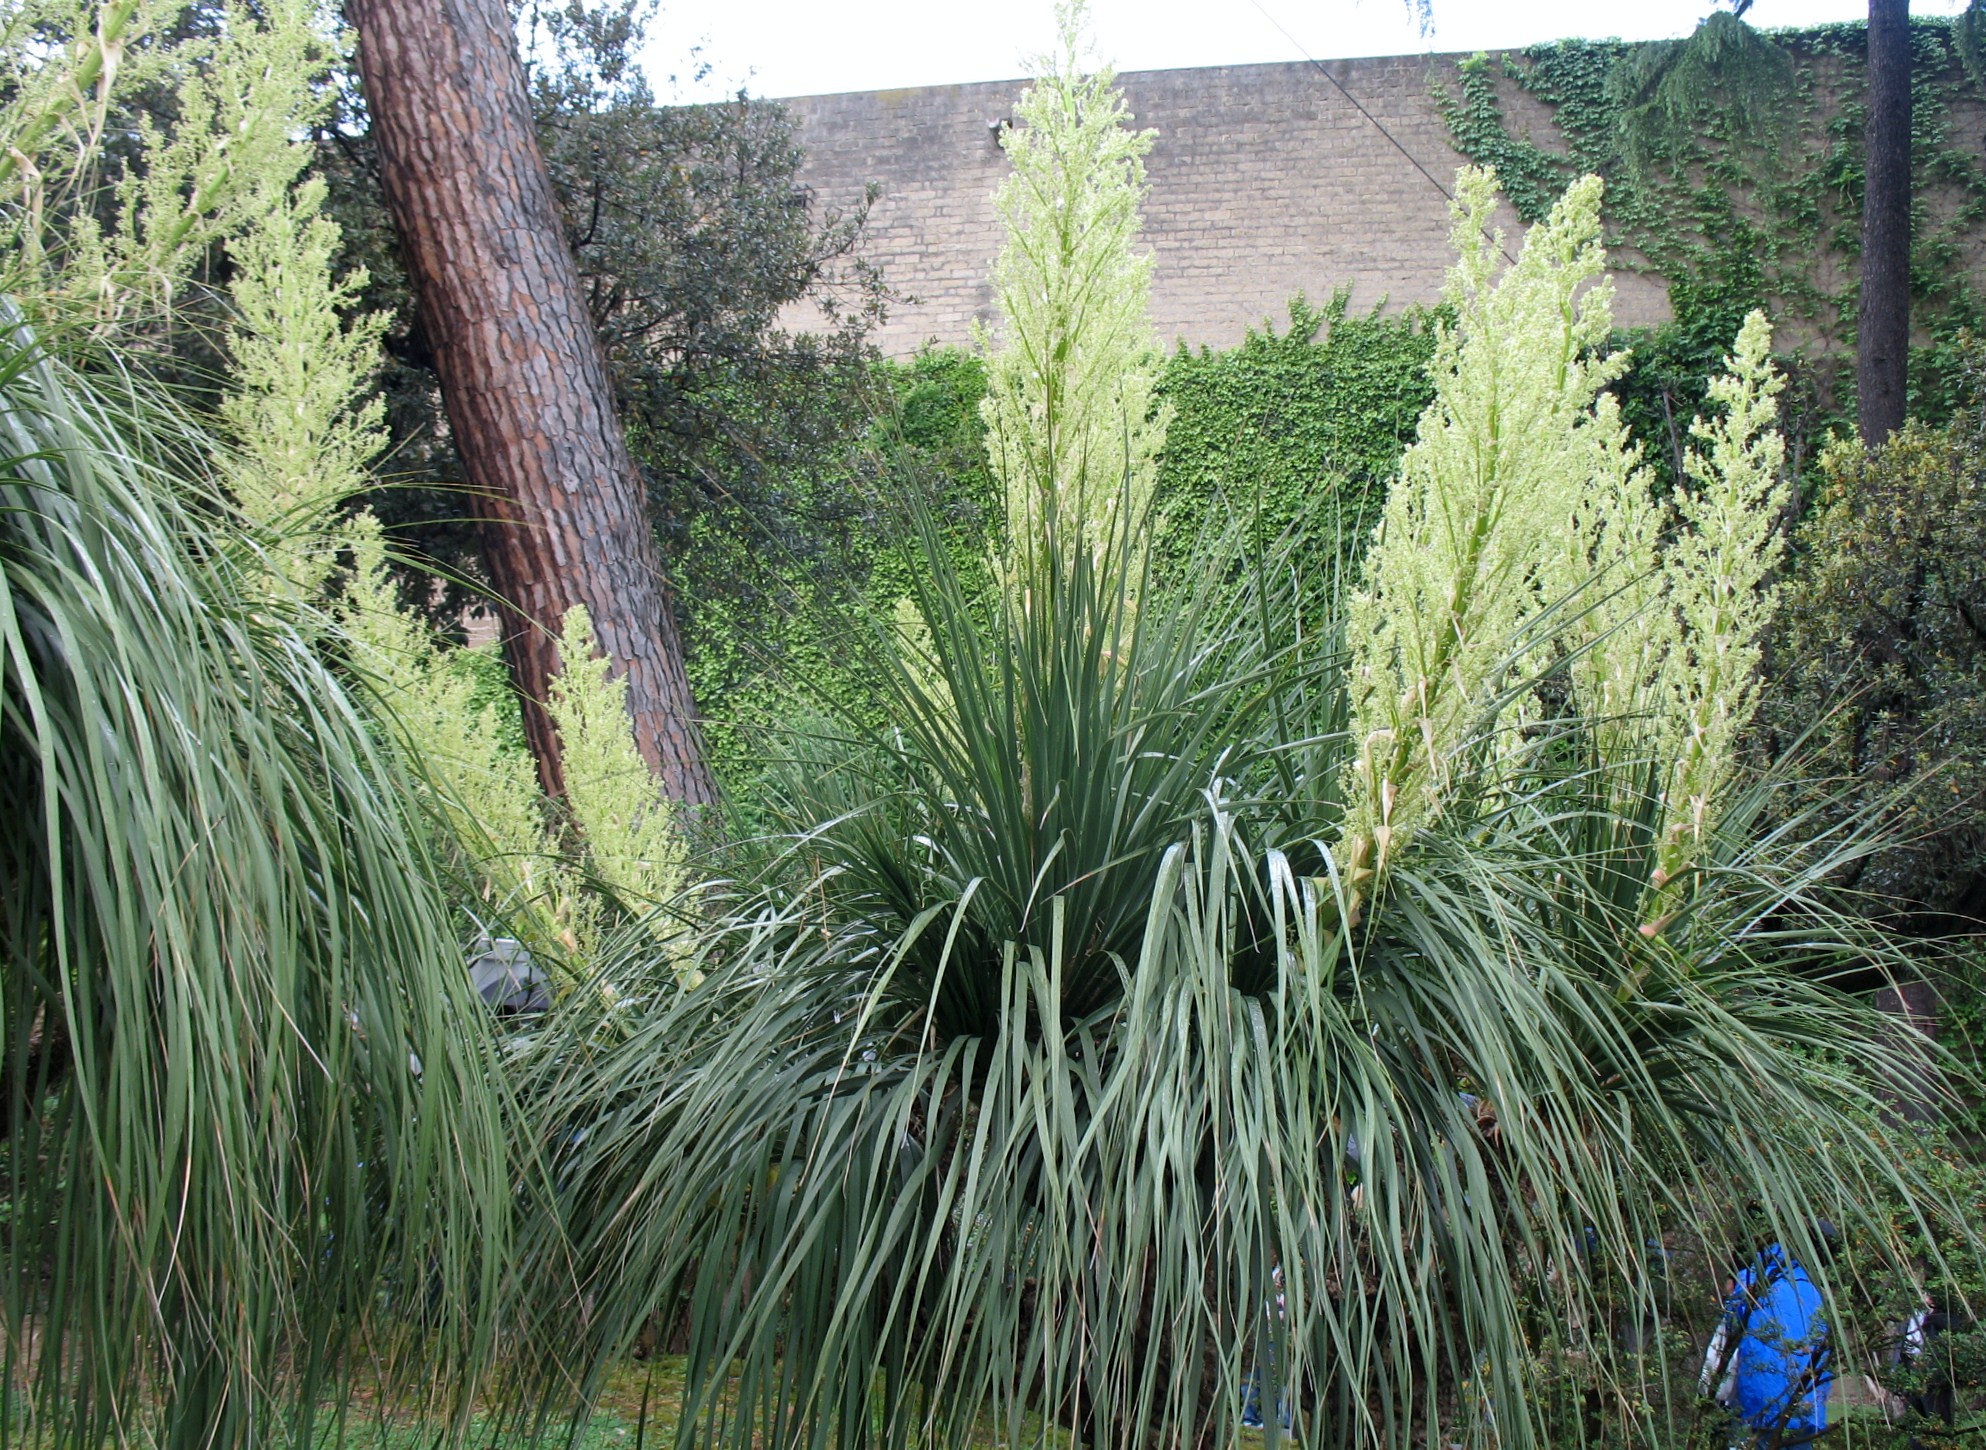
<box><xmin>223</xmin><ymin>174</ymin><xmax>388</xmax><ymax>592</ymax></box>
<box><xmin>339</xmin><ymin>512</ymin><xmax>565</xmax><ymax>942</ymax></box>
<box><xmin>977</xmin><ymin>0</ymin><xmax>1171</xmax><ymax>602</ymax></box>
<box><xmin>550</xmin><ymin>606</ymin><xmax>696</xmax><ymax>980</ymax></box>
<box><xmin>1542</xmin><ymin>389</ymin><xmax>1676</xmax><ymax>781</ymax></box>
<box><xmin>1649</xmin><ymin>309</ymin><xmax>1788</xmax><ymax>908</ymax></box>
<box><xmin>1337</xmin><ymin>167</ymin><xmax>1626</xmax><ymax>908</ymax></box>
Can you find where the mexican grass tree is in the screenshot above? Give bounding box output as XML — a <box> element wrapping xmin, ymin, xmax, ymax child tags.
<box><xmin>516</xmin><ymin>166</ymin><xmax>1963</xmax><ymax>1450</ymax></box>
<box><xmin>0</xmin><ymin>14</ymin><xmax>518</xmax><ymax>1440</ymax></box>
<box><xmin>1339</xmin><ymin>171</ymin><xmax>1791</xmax><ymax>929</ymax></box>
<box><xmin>0</xmin><ymin>4</ymin><xmax>699</xmax><ymax>965</ymax></box>
<box><xmin>221</xmin><ymin>171</ymin><xmax>391</xmax><ymax>592</ymax></box>
<box><xmin>0</xmin><ymin>332</ymin><xmax>512</xmax><ymax>1446</ymax></box>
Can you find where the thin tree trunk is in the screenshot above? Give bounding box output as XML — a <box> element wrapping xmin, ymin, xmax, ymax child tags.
<box><xmin>1857</xmin><ymin>1</ymin><xmax>1940</xmax><ymax>1113</ymax></box>
<box><xmin>1858</xmin><ymin>0</ymin><xmax>1912</xmax><ymax>444</ymax></box>
<box><xmin>346</xmin><ymin>0</ymin><xmax>717</xmax><ymax>810</ymax></box>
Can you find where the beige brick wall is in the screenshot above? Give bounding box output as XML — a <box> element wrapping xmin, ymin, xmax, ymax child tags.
<box><xmin>781</xmin><ymin>52</ymin><xmax>1674</xmax><ymax>356</ymax></box>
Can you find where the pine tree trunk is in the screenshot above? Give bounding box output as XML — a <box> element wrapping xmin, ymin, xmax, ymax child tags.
<box><xmin>347</xmin><ymin>0</ymin><xmax>717</xmax><ymax>810</ymax></box>
<box><xmin>1858</xmin><ymin>0</ymin><xmax>1912</xmax><ymax>444</ymax></box>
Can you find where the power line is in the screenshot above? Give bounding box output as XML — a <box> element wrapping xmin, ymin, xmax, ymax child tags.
<box><xmin>1246</xmin><ymin>0</ymin><xmax>1519</xmax><ymax>266</ymax></box>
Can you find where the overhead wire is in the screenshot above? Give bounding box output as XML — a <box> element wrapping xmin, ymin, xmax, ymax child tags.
<box><xmin>1245</xmin><ymin>0</ymin><xmax>1520</xmax><ymax>265</ymax></box>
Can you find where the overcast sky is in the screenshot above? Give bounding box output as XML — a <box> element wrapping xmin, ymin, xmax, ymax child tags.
<box><xmin>637</xmin><ymin>0</ymin><xmax>1975</xmax><ymax>102</ymax></box>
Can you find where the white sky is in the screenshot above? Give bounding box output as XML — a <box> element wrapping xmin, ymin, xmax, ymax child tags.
<box><xmin>638</xmin><ymin>0</ymin><xmax>1975</xmax><ymax>102</ymax></box>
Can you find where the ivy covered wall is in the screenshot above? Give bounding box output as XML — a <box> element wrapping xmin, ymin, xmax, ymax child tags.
<box><xmin>1154</xmin><ymin>292</ymin><xmax>1437</xmax><ymax>557</ymax></box>
<box><xmin>1436</xmin><ymin>15</ymin><xmax>1986</xmax><ymax>435</ymax></box>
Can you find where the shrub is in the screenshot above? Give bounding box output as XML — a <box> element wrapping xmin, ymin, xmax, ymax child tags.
<box><xmin>1763</xmin><ymin>342</ymin><xmax>1986</xmax><ymax>922</ymax></box>
<box><xmin>0</xmin><ymin>331</ymin><xmax>509</xmax><ymax>1448</ymax></box>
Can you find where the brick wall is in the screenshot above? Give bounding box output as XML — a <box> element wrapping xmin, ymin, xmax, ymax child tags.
<box><xmin>781</xmin><ymin>53</ymin><xmax>1675</xmax><ymax>356</ymax></box>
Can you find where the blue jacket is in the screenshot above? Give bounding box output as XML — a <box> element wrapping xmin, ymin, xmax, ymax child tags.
<box><xmin>1725</xmin><ymin>1243</ymin><xmax>1832</xmax><ymax>1441</ymax></box>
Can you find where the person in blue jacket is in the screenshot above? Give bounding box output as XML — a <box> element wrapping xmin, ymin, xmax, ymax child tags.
<box><xmin>1717</xmin><ymin>1232</ymin><xmax>1835</xmax><ymax>1448</ymax></box>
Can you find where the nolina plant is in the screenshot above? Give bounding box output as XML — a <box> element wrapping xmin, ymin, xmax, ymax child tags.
<box><xmin>520</xmin><ymin>125</ymin><xmax>1962</xmax><ymax>1450</ymax></box>
<box><xmin>221</xmin><ymin>171</ymin><xmax>390</xmax><ymax>592</ymax></box>
<box><xmin>0</xmin><ymin>13</ymin><xmax>690</xmax><ymax>1445</ymax></box>
<box><xmin>0</xmin><ymin>331</ymin><xmax>512</xmax><ymax>1449</ymax></box>
<box><xmin>0</xmin><ymin>11</ymin><xmax>514</xmax><ymax>1446</ymax></box>
<box><xmin>0</xmin><ymin>0</ymin><xmax>332</xmax><ymax>332</ymax></box>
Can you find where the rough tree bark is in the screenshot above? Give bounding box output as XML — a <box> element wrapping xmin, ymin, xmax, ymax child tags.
<box><xmin>1858</xmin><ymin>0</ymin><xmax>1912</xmax><ymax>444</ymax></box>
<box><xmin>346</xmin><ymin>0</ymin><xmax>717</xmax><ymax>810</ymax></box>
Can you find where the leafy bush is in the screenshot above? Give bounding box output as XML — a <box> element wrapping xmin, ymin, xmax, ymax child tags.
<box><xmin>1830</xmin><ymin>1134</ymin><xmax>1986</xmax><ymax>1448</ymax></box>
<box><xmin>1762</xmin><ymin>340</ymin><xmax>1986</xmax><ymax>922</ymax></box>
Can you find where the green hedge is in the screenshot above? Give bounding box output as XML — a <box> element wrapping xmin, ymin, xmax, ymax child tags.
<box><xmin>683</xmin><ymin>350</ymin><xmax>995</xmax><ymax>801</ymax></box>
<box><xmin>1152</xmin><ymin>291</ymin><xmax>1436</xmax><ymax>571</ymax></box>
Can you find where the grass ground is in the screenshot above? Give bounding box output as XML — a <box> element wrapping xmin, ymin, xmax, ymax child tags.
<box><xmin>335</xmin><ymin>1357</ymin><xmax>1077</xmax><ymax>1450</ymax></box>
